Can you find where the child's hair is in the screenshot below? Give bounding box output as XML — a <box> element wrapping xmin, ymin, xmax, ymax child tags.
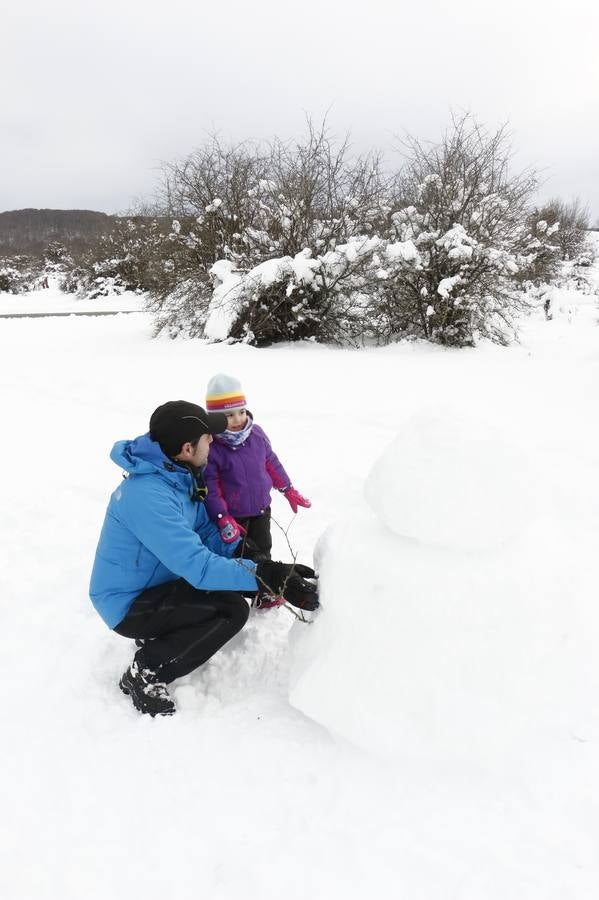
<box><xmin>206</xmin><ymin>374</ymin><xmax>247</xmax><ymax>414</ymax></box>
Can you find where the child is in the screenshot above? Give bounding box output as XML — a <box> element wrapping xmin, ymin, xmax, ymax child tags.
<box><xmin>204</xmin><ymin>373</ymin><xmax>311</xmax><ymax>559</ymax></box>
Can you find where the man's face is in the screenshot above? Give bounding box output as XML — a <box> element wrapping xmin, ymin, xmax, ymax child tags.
<box><xmin>176</xmin><ymin>433</ymin><xmax>213</xmax><ymax>467</ymax></box>
<box><xmin>190</xmin><ymin>433</ymin><xmax>213</xmax><ymax>467</ymax></box>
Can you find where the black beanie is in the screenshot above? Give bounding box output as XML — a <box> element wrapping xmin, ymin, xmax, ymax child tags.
<box><xmin>149</xmin><ymin>400</ymin><xmax>227</xmax><ymax>457</ymax></box>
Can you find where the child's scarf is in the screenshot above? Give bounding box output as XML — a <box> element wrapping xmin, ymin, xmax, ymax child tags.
<box><xmin>215</xmin><ymin>415</ymin><xmax>254</xmax><ymax>448</ymax></box>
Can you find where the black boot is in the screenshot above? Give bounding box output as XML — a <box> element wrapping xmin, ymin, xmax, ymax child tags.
<box><xmin>119</xmin><ymin>660</ymin><xmax>176</xmax><ymax>717</ymax></box>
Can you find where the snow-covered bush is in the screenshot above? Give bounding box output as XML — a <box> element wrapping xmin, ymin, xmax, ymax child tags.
<box><xmin>514</xmin><ymin>212</ymin><xmax>561</xmax><ymax>286</ymax></box>
<box><xmin>72</xmin><ymin>217</ymin><xmax>171</xmax><ymax>298</ymax></box>
<box><xmin>205</xmin><ymin>238</ymin><xmax>389</xmax><ymax>346</ymax></box>
<box><xmin>154</xmin><ymin>124</ymin><xmax>389</xmax><ymax>268</ymax></box>
<box><xmin>248</xmin><ymin>122</ymin><xmax>390</xmax><ymax>260</ymax></box>
<box><xmin>60</xmin><ymin>264</ymin><xmax>90</xmax><ymax>295</ymax></box>
<box><xmin>0</xmin><ymin>254</ymin><xmax>42</xmax><ymax>293</ymax></box>
<box><xmin>148</xmin><ymin>122</ymin><xmax>392</xmax><ymax>342</ymax></box>
<box><xmin>85</xmin><ymin>275</ymin><xmax>129</xmax><ymax>299</ymax></box>
<box><xmin>143</xmin><ymin>117</ymin><xmax>593</xmax><ymax>347</ymax></box>
<box><xmin>156</xmin><ymin>137</ymin><xmax>272</xmax><ymax>272</ymax></box>
<box><xmin>37</xmin><ymin>241</ymin><xmax>78</xmax><ymax>291</ymax></box>
<box><xmin>0</xmin><ymin>263</ymin><xmax>25</xmax><ymax>294</ymax></box>
<box><xmin>150</xmin><ymin>275</ymin><xmax>213</xmax><ymax>339</ymax></box>
<box><xmin>43</xmin><ymin>241</ymin><xmax>72</xmax><ymax>269</ymax></box>
<box><xmin>535</xmin><ymin>197</ymin><xmax>591</xmax><ymax>262</ymax></box>
<box><xmin>147</xmin><ymin>218</ymin><xmax>218</xmax><ymax>337</ymax></box>
<box><xmin>521</xmin><ymin>229</ymin><xmax>599</xmax><ymax>321</ymax></box>
<box><xmin>200</xmin><ymin>117</ymin><xmax>556</xmax><ymax>348</ymax></box>
<box><xmin>217</xmin><ymin>254</ymin><xmax>324</xmax><ymax>345</ymax></box>
<box><xmin>373</xmin><ymin>116</ymin><xmax>541</xmax><ymax>346</ymax></box>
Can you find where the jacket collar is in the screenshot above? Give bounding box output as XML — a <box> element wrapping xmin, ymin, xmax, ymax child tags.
<box><xmin>110</xmin><ymin>432</ymin><xmax>194</xmax><ymax>493</ymax></box>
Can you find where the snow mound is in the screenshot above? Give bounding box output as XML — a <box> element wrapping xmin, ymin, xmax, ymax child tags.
<box><xmin>289</xmin><ymin>409</ymin><xmax>599</xmax><ymax>765</ymax></box>
<box><xmin>364</xmin><ymin>410</ymin><xmax>547</xmax><ymax>550</ymax></box>
<box><xmin>290</xmin><ymin>516</ymin><xmax>599</xmax><ymax>765</ymax></box>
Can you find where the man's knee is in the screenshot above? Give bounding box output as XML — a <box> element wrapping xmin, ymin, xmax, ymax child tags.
<box><xmin>217</xmin><ymin>591</ymin><xmax>250</xmax><ymax>630</ymax></box>
<box><xmin>181</xmin><ymin>586</ymin><xmax>250</xmax><ymax>632</ymax></box>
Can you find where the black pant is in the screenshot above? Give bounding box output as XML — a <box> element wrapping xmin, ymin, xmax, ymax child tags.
<box><xmin>114</xmin><ymin>579</ymin><xmax>250</xmax><ymax>684</ymax></box>
<box><xmin>237</xmin><ymin>506</ymin><xmax>272</xmax><ymax>559</ymax></box>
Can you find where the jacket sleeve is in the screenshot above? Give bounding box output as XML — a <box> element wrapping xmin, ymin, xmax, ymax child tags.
<box><xmin>120</xmin><ymin>478</ymin><xmax>257</xmax><ymax>592</ymax></box>
<box><xmin>204</xmin><ymin>454</ymin><xmax>228</xmax><ymax>521</ymax></box>
<box><xmin>195</xmin><ymin>503</ymin><xmax>239</xmax><ymax>558</ymax></box>
<box><xmin>262</xmin><ymin>429</ymin><xmax>291</xmax><ymax>491</ymax></box>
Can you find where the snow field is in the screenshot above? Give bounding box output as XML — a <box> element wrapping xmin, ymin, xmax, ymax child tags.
<box><xmin>0</xmin><ymin>278</ymin><xmax>145</xmax><ymax>315</ymax></box>
<box><xmin>1</xmin><ymin>280</ymin><xmax>599</xmax><ymax>898</ymax></box>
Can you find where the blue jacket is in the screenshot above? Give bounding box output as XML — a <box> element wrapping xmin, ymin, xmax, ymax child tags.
<box><xmin>89</xmin><ymin>433</ymin><xmax>258</xmax><ymax>628</ymax></box>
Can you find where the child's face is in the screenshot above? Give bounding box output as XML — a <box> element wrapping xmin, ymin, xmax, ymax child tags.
<box><xmin>226</xmin><ymin>408</ymin><xmax>248</xmax><ymax>432</ymax></box>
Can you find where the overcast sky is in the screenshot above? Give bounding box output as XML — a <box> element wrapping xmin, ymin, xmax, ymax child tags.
<box><xmin>3</xmin><ymin>0</ymin><xmax>598</xmax><ymax>220</ymax></box>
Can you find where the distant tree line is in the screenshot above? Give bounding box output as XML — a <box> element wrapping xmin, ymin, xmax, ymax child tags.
<box><xmin>0</xmin><ymin>208</ymin><xmax>113</xmax><ymax>255</ymax></box>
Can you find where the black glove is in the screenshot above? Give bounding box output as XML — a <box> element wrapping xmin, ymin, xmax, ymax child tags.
<box><xmin>282</xmin><ymin>574</ymin><xmax>320</xmax><ymax>611</ymax></box>
<box><xmin>255</xmin><ymin>560</ymin><xmax>317</xmax><ymax>594</ymax></box>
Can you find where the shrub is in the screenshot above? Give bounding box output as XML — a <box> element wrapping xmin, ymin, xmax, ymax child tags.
<box><xmin>0</xmin><ymin>254</ymin><xmax>42</xmax><ymax>293</ymax></box>
<box><xmin>148</xmin><ymin>121</ymin><xmax>392</xmax><ymax>340</ymax></box>
<box><xmin>137</xmin><ymin>116</ymin><xmax>591</xmax><ymax>348</ymax></box>
<box><xmin>372</xmin><ymin>115</ymin><xmax>540</xmax><ymax>346</ymax></box>
<box><xmin>530</xmin><ymin>197</ymin><xmax>590</xmax><ymax>262</ymax></box>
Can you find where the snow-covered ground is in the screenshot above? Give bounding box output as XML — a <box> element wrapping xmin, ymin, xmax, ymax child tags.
<box><xmin>1</xmin><ymin>271</ymin><xmax>598</xmax><ymax>899</ymax></box>
<box><xmin>0</xmin><ymin>277</ymin><xmax>145</xmax><ymax>315</ymax></box>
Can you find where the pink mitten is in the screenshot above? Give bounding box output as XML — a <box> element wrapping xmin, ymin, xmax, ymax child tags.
<box><xmin>218</xmin><ymin>514</ymin><xmax>246</xmax><ymax>543</ymax></box>
<box><xmin>283</xmin><ymin>487</ymin><xmax>311</xmax><ymax>514</ymax></box>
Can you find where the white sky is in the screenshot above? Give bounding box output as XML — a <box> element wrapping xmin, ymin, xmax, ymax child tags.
<box><xmin>2</xmin><ymin>0</ymin><xmax>598</xmax><ymax>220</ymax></box>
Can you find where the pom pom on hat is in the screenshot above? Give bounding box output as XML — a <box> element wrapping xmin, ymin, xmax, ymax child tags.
<box><xmin>206</xmin><ymin>373</ymin><xmax>247</xmax><ymax>413</ymax></box>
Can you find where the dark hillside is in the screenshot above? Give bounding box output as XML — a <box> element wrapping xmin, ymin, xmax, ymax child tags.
<box><xmin>0</xmin><ymin>208</ymin><xmax>114</xmax><ymax>255</ymax></box>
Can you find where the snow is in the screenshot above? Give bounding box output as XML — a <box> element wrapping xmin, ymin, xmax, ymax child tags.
<box><xmin>437</xmin><ymin>273</ymin><xmax>461</xmax><ymax>297</ymax></box>
<box><xmin>436</xmin><ymin>223</ymin><xmax>477</xmax><ymax>261</ymax></box>
<box><xmin>363</xmin><ymin>411</ymin><xmax>549</xmax><ymax>550</ymax></box>
<box><xmin>385</xmin><ymin>238</ymin><xmax>420</xmax><ymax>263</ymax></box>
<box><xmin>204</xmin><ymin>261</ymin><xmax>244</xmax><ymax>341</ymax></box>
<box><xmin>0</xmin><ymin>277</ymin><xmax>145</xmax><ymax>315</ymax></box>
<box><xmin>289</xmin><ymin>248</ymin><xmax>320</xmax><ymax>283</ymax></box>
<box><xmin>317</xmin><ymin>236</ymin><xmax>381</xmax><ymax>276</ymax></box>
<box><xmin>1</xmin><ymin>266</ymin><xmax>599</xmax><ymax>898</ymax></box>
<box><xmin>205</xmin><ymin>251</ymin><xmax>322</xmax><ymax>341</ymax></box>
<box><xmin>290</xmin><ymin>411</ymin><xmax>599</xmax><ymax>763</ymax></box>
<box><xmin>291</xmin><ymin>510</ymin><xmax>599</xmax><ymax>760</ymax></box>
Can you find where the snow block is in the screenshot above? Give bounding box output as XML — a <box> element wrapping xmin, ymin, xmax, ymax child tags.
<box><xmin>364</xmin><ymin>409</ymin><xmax>547</xmax><ymax>550</ymax></box>
<box><xmin>289</xmin><ymin>411</ymin><xmax>599</xmax><ymax>764</ymax></box>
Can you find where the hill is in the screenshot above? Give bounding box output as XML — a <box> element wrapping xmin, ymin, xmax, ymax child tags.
<box><xmin>0</xmin><ymin>208</ymin><xmax>114</xmax><ymax>255</ymax></box>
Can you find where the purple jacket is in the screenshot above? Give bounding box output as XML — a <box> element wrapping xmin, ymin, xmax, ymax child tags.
<box><xmin>204</xmin><ymin>423</ymin><xmax>290</xmax><ymax>520</ymax></box>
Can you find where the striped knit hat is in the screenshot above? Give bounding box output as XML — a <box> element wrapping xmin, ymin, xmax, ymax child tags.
<box><xmin>206</xmin><ymin>373</ymin><xmax>247</xmax><ymax>413</ymax></box>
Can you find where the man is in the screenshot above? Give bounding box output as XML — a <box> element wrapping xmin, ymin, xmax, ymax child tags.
<box><xmin>90</xmin><ymin>400</ymin><xmax>318</xmax><ymax>717</ymax></box>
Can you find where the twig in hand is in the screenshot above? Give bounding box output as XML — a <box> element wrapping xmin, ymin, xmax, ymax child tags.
<box><xmin>236</xmin><ymin>519</ymin><xmax>313</xmax><ymax>623</ymax></box>
<box><xmin>270</xmin><ymin>512</ymin><xmax>315</xmax><ymax>623</ymax></box>
<box><xmin>271</xmin><ymin>511</ymin><xmax>299</xmax><ymax>561</ymax></box>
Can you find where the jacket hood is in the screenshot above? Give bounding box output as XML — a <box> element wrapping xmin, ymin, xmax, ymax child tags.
<box><xmin>110</xmin><ymin>433</ymin><xmax>192</xmax><ymax>491</ymax></box>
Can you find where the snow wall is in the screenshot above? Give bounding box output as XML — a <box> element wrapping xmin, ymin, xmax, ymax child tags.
<box><xmin>289</xmin><ymin>410</ymin><xmax>599</xmax><ymax>764</ymax></box>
